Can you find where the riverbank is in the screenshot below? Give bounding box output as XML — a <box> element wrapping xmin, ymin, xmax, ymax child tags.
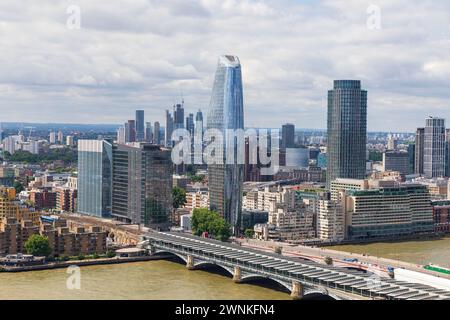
<box><xmin>0</xmin><ymin>255</ymin><xmax>170</xmax><ymax>273</ymax></box>
<box><xmin>330</xmin><ymin>236</ymin><xmax>450</xmax><ymax>268</ymax></box>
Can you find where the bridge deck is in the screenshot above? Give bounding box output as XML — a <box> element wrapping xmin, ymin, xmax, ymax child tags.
<box><xmin>144</xmin><ymin>231</ymin><xmax>450</xmax><ymax>300</ymax></box>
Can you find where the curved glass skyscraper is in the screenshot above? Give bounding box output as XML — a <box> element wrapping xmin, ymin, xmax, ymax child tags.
<box><xmin>207</xmin><ymin>55</ymin><xmax>244</xmax><ymax>233</ymax></box>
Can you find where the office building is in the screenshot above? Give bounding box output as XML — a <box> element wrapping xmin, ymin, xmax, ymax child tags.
<box><xmin>415</xmin><ymin>128</ymin><xmax>425</xmax><ymax>175</ymax></box>
<box><xmin>165</xmin><ymin>110</ymin><xmax>173</xmax><ymax>147</ymax></box>
<box><xmin>387</xmin><ymin>135</ymin><xmax>398</xmax><ymax>150</ymax></box>
<box><xmin>195</xmin><ymin>110</ymin><xmax>203</xmax><ymax>134</ymax></box>
<box><xmin>111</xmin><ymin>144</ymin><xmax>173</xmax><ymax>228</ymax></box>
<box><xmin>77</xmin><ymin>140</ymin><xmax>113</xmax><ymax>218</ymax></box>
<box><xmin>207</xmin><ymin>55</ymin><xmax>244</xmax><ymax>233</ymax></box>
<box><xmin>383</xmin><ymin>151</ymin><xmax>410</xmax><ymax>176</ymax></box>
<box><xmin>281</xmin><ymin>124</ymin><xmax>295</xmax><ymax>149</ymax></box>
<box><xmin>326</xmin><ymin>80</ymin><xmax>367</xmax><ymax>187</ymax></box>
<box><xmin>145</xmin><ymin>122</ymin><xmax>153</xmax><ymax>143</ymax></box>
<box><xmin>125</xmin><ymin>120</ymin><xmax>136</xmax><ymax>143</ymax></box>
<box><xmin>173</xmin><ymin>103</ymin><xmax>185</xmax><ymax>130</ymax></box>
<box><xmin>186</xmin><ymin>113</ymin><xmax>195</xmax><ymax>136</ymax></box>
<box><xmin>153</xmin><ymin>121</ymin><xmax>161</xmax><ymax>145</ymax></box>
<box><xmin>344</xmin><ymin>184</ymin><xmax>434</xmax><ymax>240</ymax></box>
<box><xmin>117</xmin><ymin>126</ymin><xmax>126</xmax><ymax>145</ymax></box>
<box><xmin>111</xmin><ymin>144</ymin><xmax>144</xmax><ymax>224</ymax></box>
<box><xmin>135</xmin><ymin>110</ymin><xmax>145</xmax><ymax>142</ymax></box>
<box><xmin>49</xmin><ymin>131</ymin><xmax>56</xmax><ymax>144</ymax></box>
<box><xmin>57</xmin><ymin>131</ymin><xmax>63</xmax><ymax>144</ymax></box>
<box><xmin>424</xmin><ymin>117</ymin><xmax>446</xmax><ymax>178</ymax></box>
<box><xmin>66</xmin><ymin>135</ymin><xmax>74</xmax><ymax>147</ymax></box>
<box><xmin>142</xmin><ymin>145</ymin><xmax>173</xmax><ymax>229</ymax></box>
<box><xmin>408</xmin><ymin>144</ymin><xmax>415</xmax><ymax>176</ymax></box>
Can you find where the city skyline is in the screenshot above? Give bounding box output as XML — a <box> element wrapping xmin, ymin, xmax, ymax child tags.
<box><xmin>1</xmin><ymin>1</ymin><xmax>450</xmax><ymax>131</ymax></box>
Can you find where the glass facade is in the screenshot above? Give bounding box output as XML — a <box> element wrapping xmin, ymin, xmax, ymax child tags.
<box><xmin>326</xmin><ymin>80</ymin><xmax>367</xmax><ymax>188</ymax></box>
<box><xmin>142</xmin><ymin>145</ymin><xmax>173</xmax><ymax>229</ymax></box>
<box><xmin>207</xmin><ymin>55</ymin><xmax>244</xmax><ymax>232</ymax></box>
<box><xmin>424</xmin><ymin>117</ymin><xmax>446</xmax><ymax>178</ymax></box>
<box><xmin>135</xmin><ymin>110</ymin><xmax>145</xmax><ymax>142</ymax></box>
<box><xmin>77</xmin><ymin>140</ymin><xmax>113</xmax><ymax>218</ymax></box>
<box><xmin>111</xmin><ymin>144</ymin><xmax>144</xmax><ymax>224</ymax></box>
<box><xmin>110</xmin><ymin>144</ymin><xmax>172</xmax><ymax>229</ymax></box>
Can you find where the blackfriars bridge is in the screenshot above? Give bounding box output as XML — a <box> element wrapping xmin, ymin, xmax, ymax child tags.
<box><xmin>141</xmin><ymin>232</ymin><xmax>450</xmax><ymax>300</ymax></box>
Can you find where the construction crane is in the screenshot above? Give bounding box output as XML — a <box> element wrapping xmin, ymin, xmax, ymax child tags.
<box><xmin>23</xmin><ymin>126</ymin><xmax>36</xmax><ymax>141</ymax></box>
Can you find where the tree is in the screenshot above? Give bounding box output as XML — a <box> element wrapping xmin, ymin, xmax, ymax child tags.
<box><xmin>172</xmin><ymin>186</ymin><xmax>187</xmax><ymax>209</ymax></box>
<box><xmin>24</xmin><ymin>235</ymin><xmax>52</xmax><ymax>257</ymax></box>
<box><xmin>244</xmin><ymin>229</ymin><xmax>254</xmax><ymax>239</ymax></box>
<box><xmin>13</xmin><ymin>180</ymin><xmax>24</xmax><ymax>194</ymax></box>
<box><xmin>274</xmin><ymin>246</ymin><xmax>283</xmax><ymax>255</ymax></box>
<box><xmin>191</xmin><ymin>208</ymin><xmax>232</xmax><ymax>242</ymax></box>
<box><xmin>324</xmin><ymin>256</ymin><xmax>333</xmax><ymax>266</ymax></box>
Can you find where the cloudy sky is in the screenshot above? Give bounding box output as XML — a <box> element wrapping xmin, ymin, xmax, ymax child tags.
<box><xmin>1</xmin><ymin>0</ymin><xmax>450</xmax><ymax>131</ymax></box>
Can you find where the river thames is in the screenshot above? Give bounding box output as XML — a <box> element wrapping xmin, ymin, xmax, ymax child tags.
<box><xmin>0</xmin><ymin>260</ymin><xmax>290</xmax><ymax>300</ymax></box>
<box><xmin>1</xmin><ymin>237</ymin><xmax>449</xmax><ymax>299</ymax></box>
<box><xmin>331</xmin><ymin>237</ymin><xmax>450</xmax><ymax>268</ymax></box>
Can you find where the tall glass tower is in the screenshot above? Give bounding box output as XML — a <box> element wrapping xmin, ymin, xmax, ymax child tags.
<box><xmin>326</xmin><ymin>80</ymin><xmax>367</xmax><ymax>187</ymax></box>
<box><xmin>77</xmin><ymin>140</ymin><xmax>113</xmax><ymax>218</ymax></box>
<box><xmin>424</xmin><ymin>117</ymin><xmax>446</xmax><ymax>178</ymax></box>
<box><xmin>135</xmin><ymin>110</ymin><xmax>145</xmax><ymax>142</ymax></box>
<box><xmin>207</xmin><ymin>55</ymin><xmax>244</xmax><ymax>233</ymax></box>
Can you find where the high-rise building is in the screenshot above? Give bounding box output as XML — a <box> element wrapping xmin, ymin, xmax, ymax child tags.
<box><xmin>387</xmin><ymin>134</ymin><xmax>398</xmax><ymax>151</ymax></box>
<box><xmin>77</xmin><ymin>140</ymin><xmax>113</xmax><ymax>218</ymax></box>
<box><xmin>174</xmin><ymin>103</ymin><xmax>185</xmax><ymax>130</ymax></box>
<box><xmin>112</xmin><ymin>144</ymin><xmax>145</xmax><ymax>224</ymax></box>
<box><xmin>117</xmin><ymin>126</ymin><xmax>126</xmax><ymax>145</ymax></box>
<box><xmin>207</xmin><ymin>55</ymin><xmax>244</xmax><ymax>233</ymax></box>
<box><xmin>142</xmin><ymin>145</ymin><xmax>173</xmax><ymax>229</ymax></box>
<box><xmin>165</xmin><ymin>110</ymin><xmax>174</xmax><ymax>147</ymax></box>
<box><xmin>415</xmin><ymin>128</ymin><xmax>425</xmax><ymax>175</ymax></box>
<box><xmin>153</xmin><ymin>121</ymin><xmax>161</xmax><ymax>145</ymax></box>
<box><xmin>446</xmin><ymin>129</ymin><xmax>450</xmax><ymax>177</ymax></box>
<box><xmin>126</xmin><ymin>120</ymin><xmax>136</xmax><ymax>143</ymax></box>
<box><xmin>49</xmin><ymin>131</ymin><xmax>56</xmax><ymax>144</ymax></box>
<box><xmin>186</xmin><ymin>113</ymin><xmax>195</xmax><ymax>136</ymax></box>
<box><xmin>145</xmin><ymin>122</ymin><xmax>153</xmax><ymax>143</ymax></box>
<box><xmin>424</xmin><ymin>117</ymin><xmax>446</xmax><ymax>178</ymax></box>
<box><xmin>326</xmin><ymin>80</ymin><xmax>367</xmax><ymax>187</ymax></box>
<box><xmin>383</xmin><ymin>151</ymin><xmax>410</xmax><ymax>176</ymax></box>
<box><xmin>281</xmin><ymin>124</ymin><xmax>295</xmax><ymax>149</ymax></box>
<box><xmin>194</xmin><ymin>110</ymin><xmax>204</xmax><ymax>165</ymax></box>
<box><xmin>66</xmin><ymin>135</ymin><xmax>74</xmax><ymax>147</ymax></box>
<box><xmin>408</xmin><ymin>144</ymin><xmax>415</xmax><ymax>176</ymax></box>
<box><xmin>135</xmin><ymin>110</ymin><xmax>145</xmax><ymax>142</ymax></box>
<box><xmin>195</xmin><ymin>109</ymin><xmax>203</xmax><ymax>133</ymax></box>
<box><xmin>57</xmin><ymin>131</ymin><xmax>63</xmax><ymax>144</ymax></box>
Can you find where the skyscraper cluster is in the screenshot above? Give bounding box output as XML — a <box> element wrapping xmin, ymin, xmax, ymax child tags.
<box><xmin>164</xmin><ymin>102</ymin><xmax>204</xmax><ymax>148</ymax></box>
<box><xmin>117</xmin><ymin>110</ymin><xmax>160</xmax><ymax>145</ymax></box>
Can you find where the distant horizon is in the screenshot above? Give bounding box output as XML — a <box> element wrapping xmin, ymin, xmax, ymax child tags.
<box><xmin>0</xmin><ymin>121</ymin><xmax>416</xmax><ymax>134</ymax></box>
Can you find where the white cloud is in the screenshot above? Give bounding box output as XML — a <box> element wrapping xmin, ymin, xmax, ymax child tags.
<box><xmin>0</xmin><ymin>0</ymin><xmax>449</xmax><ymax>131</ymax></box>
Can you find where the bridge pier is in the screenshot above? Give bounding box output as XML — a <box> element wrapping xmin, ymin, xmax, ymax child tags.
<box><xmin>186</xmin><ymin>255</ymin><xmax>195</xmax><ymax>270</ymax></box>
<box><xmin>233</xmin><ymin>266</ymin><xmax>242</xmax><ymax>283</ymax></box>
<box><xmin>290</xmin><ymin>281</ymin><xmax>304</xmax><ymax>300</ymax></box>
